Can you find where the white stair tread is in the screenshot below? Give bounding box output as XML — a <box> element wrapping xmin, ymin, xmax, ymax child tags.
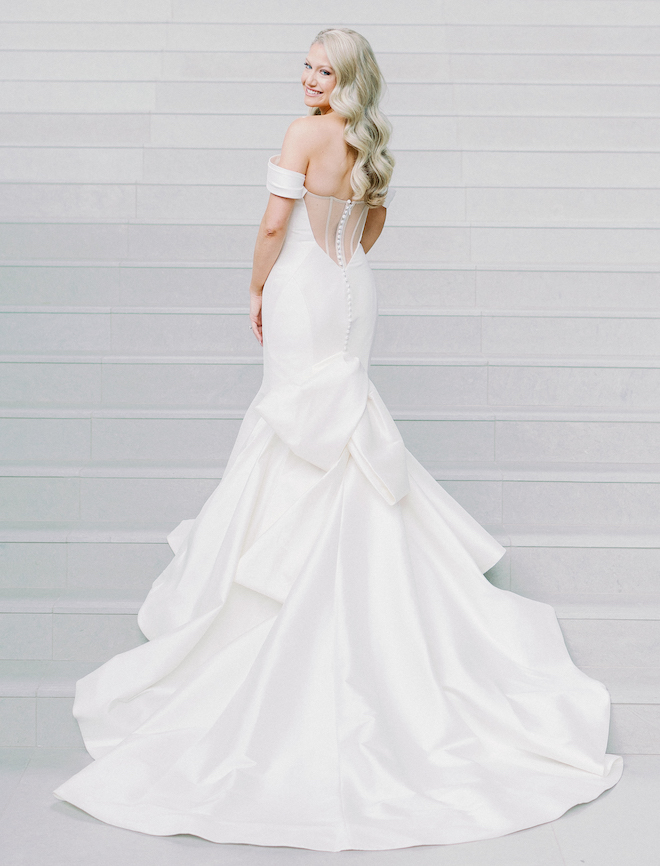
<box><xmin>3</xmin><ymin>304</ymin><xmax>660</xmax><ymax>319</ymax></box>
<box><xmin>581</xmin><ymin>667</ymin><xmax>660</xmax><ymax>704</ymax></box>
<box><xmin>0</xmin><ymin>588</ymin><xmax>146</xmax><ymax>614</ymax></box>
<box><xmin>0</xmin><ymin>522</ymin><xmax>171</xmax><ymax>542</ymax></box>
<box><xmin>3</xmin><ymin>460</ymin><xmax>660</xmax><ymax>481</ymax></box>
<box><xmin>1</xmin><ymin>659</ymin><xmax>658</xmax><ymax>703</ymax></box>
<box><xmin>3</xmin><ymin>406</ymin><xmax>660</xmax><ymax>422</ymax></box>
<box><xmin>0</xmin><ymin>660</ymin><xmax>98</xmax><ymax>697</ymax></box>
<box><xmin>3</xmin><ymin>259</ymin><xmax>660</xmax><ymax>271</ymax></box>
<box><xmin>523</xmin><ymin>593</ymin><xmax>660</xmax><ymax>620</ymax></box>
<box><xmin>1</xmin><ymin>521</ymin><xmax>659</xmax><ymax>548</ymax></box>
<box><xmin>2</xmin><ymin>588</ymin><xmax>660</xmax><ymax>620</ymax></box>
<box><xmin>5</xmin><ymin>353</ymin><xmax>660</xmax><ymax>368</ymax></box>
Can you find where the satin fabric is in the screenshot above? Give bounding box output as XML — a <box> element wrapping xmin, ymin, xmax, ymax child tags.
<box><xmin>53</xmin><ymin>161</ymin><xmax>622</xmax><ymax>850</ymax></box>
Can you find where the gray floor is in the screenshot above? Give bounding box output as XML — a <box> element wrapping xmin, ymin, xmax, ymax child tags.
<box><xmin>0</xmin><ymin>750</ymin><xmax>658</xmax><ymax>866</ymax></box>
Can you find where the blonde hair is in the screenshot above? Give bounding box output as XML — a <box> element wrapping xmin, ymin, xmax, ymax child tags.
<box><xmin>310</xmin><ymin>28</ymin><xmax>394</xmax><ymax>206</ymax></box>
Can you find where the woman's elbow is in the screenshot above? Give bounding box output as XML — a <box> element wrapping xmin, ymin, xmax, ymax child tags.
<box><xmin>263</xmin><ymin>222</ymin><xmax>287</xmax><ymax>239</ymax></box>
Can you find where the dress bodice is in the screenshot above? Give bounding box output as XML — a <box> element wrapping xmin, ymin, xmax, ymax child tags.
<box><xmin>267</xmin><ymin>155</ymin><xmax>393</xmax><ymax>267</ymax></box>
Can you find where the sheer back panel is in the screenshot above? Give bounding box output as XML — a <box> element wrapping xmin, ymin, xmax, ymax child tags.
<box><xmin>303</xmin><ymin>191</ymin><xmax>370</xmax><ymax>267</ymax></box>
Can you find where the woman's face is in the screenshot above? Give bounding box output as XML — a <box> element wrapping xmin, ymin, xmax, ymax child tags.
<box><xmin>301</xmin><ymin>42</ymin><xmax>336</xmax><ymax>114</ymax></box>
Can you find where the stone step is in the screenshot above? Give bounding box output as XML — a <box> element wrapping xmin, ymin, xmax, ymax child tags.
<box><xmin>4</xmin><ymin>51</ymin><xmax>660</xmax><ymax>85</ymax></box>
<box><xmin>2</xmin><ymin>221</ymin><xmax>659</xmax><ymax>265</ymax></box>
<box><xmin>441</xmin><ymin>0</ymin><xmax>660</xmax><ymax>27</ymax></box>
<box><xmin>444</xmin><ymin>24</ymin><xmax>660</xmax><ymax>56</ymax></box>
<box><xmin>2</xmin><ymin>307</ymin><xmax>660</xmax><ymax>358</ymax></box>
<box><xmin>4</xmin><ymin>148</ymin><xmax>660</xmax><ymax>189</ymax></box>
<box><xmin>0</xmin><ymin>1</ymin><xmax>446</xmax><ymax>26</ymax></box>
<box><xmin>0</xmin><ymin>590</ymin><xmax>147</xmax><ymax>664</ymax></box>
<box><xmin>1</xmin><ymin>263</ymin><xmax>657</xmax><ymax>311</ymax></box>
<box><xmin>5</xmin><ymin>114</ymin><xmax>660</xmax><ymax>152</ymax></box>
<box><xmin>4</xmin><ymin>356</ymin><xmax>660</xmax><ymax>411</ymax></box>
<box><xmin>0</xmin><ymin>0</ymin><xmax>657</xmax><ymax>28</ymax></box>
<box><xmin>0</xmin><ymin>530</ymin><xmax>172</xmax><ymax>594</ymax></box>
<box><xmin>6</xmin><ymin>183</ymin><xmax>660</xmax><ymax>227</ymax></box>
<box><xmin>0</xmin><ymin>655</ymin><xmax>658</xmax><ymax>753</ymax></box>
<box><xmin>3</xmin><ymin>79</ymin><xmax>660</xmax><ymax>116</ymax></box>
<box><xmin>2</xmin><ymin>408</ymin><xmax>660</xmax><ymax>465</ymax></box>
<box><xmin>1</xmin><ymin>461</ymin><xmax>659</xmax><ymax>535</ymax></box>
<box><xmin>0</xmin><ymin>22</ymin><xmax>657</xmax><ymax>54</ymax></box>
<box><xmin>1</xmin><ymin>522</ymin><xmax>659</xmax><ymax>596</ymax></box>
<box><xmin>0</xmin><ymin>590</ymin><xmax>658</xmax><ymax>668</ymax></box>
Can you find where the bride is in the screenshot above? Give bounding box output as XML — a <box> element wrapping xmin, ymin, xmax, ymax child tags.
<box><xmin>54</xmin><ymin>28</ymin><xmax>622</xmax><ymax>851</ymax></box>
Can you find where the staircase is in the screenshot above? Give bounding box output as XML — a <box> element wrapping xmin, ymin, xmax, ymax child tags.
<box><xmin>1</xmin><ymin>0</ymin><xmax>659</xmax><ymax>753</ymax></box>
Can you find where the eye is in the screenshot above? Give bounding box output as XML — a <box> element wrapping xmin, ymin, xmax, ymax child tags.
<box><xmin>321</xmin><ymin>69</ymin><xmax>331</xmax><ymax>75</ymax></box>
<box><xmin>304</xmin><ymin>61</ymin><xmax>311</xmax><ymax>69</ymax></box>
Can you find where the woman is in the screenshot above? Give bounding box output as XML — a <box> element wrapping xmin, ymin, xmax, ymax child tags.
<box><xmin>54</xmin><ymin>29</ymin><xmax>622</xmax><ymax>851</ymax></box>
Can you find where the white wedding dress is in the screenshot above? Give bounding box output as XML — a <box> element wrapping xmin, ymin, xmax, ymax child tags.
<box><xmin>54</xmin><ymin>156</ymin><xmax>622</xmax><ymax>851</ymax></box>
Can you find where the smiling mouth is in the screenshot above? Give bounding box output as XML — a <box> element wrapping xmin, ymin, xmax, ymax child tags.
<box><xmin>305</xmin><ymin>87</ymin><xmax>323</xmax><ymax>96</ymax></box>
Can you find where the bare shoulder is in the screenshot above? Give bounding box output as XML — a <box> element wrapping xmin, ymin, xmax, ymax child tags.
<box><xmin>284</xmin><ymin>115</ymin><xmax>316</xmax><ymax>139</ymax></box>
<box><xmin>279</xmin><ymin>117</ymin><xmax>319</xmax><ymax>172</ymax></box>
<box><xmin>288</xmin><ymin>114</ymin><xmax>344</xmax><ymax>143</ymax></box>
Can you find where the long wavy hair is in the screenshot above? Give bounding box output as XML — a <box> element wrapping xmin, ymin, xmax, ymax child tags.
<box><xmin>309</xmin><ymin>28</ymin><xmax>394</xmax><ymax>206</ymax></box>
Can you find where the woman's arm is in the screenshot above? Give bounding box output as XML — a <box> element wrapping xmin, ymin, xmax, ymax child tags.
<box><xmin>249</xmin><ymin>194</ymin><xmax>295</xmax><ymax>345</ymax></box>
<box><xmin>361</xmin><ymin>205</ymin><xmax>387</xmax><ymax>253</ymax></box>
<box><xmin>249</xmin><ymin>119</ymin><xmax>311</xmax><ymax>345</ymax></box>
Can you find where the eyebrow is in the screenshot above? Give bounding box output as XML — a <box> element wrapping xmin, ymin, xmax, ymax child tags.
<box><xmin>304</xmin><ymin>58</ymin><xmax>333</xmax><ymax>72</ymax></box>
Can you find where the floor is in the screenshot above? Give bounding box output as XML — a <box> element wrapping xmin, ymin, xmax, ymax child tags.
<box><xmin>0</xmin><ymin>749</ymin><xmax>658</xmax><ymax>866</ymax></box>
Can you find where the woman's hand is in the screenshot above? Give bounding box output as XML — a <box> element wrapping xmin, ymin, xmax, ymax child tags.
<box><xmin>249</xmin><ymin>287</ymin><xmax>263</xmax><ymax>346</ymax></box>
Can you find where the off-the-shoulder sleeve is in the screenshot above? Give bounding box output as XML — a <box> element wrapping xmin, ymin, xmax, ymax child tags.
<box><xmin>267</xmin><ymin>154</ymin><xmax>306</xmax><ymax>199</ymax></box>
<box><xmin>383</xmin><ymin>188</ymin><xmax>396</xmax><ymax>208</ymax></box>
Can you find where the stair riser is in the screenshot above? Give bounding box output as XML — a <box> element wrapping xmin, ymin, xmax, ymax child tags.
<box><xmin>150</xmin><ymin>114</ymin><xmax>660</xmax><ymax>150</ymax></box>
<box><xmin>0</xmin><ymin>609</ymin><xmax>657</xmax><ymax>666</ymax></box>
<box><xmin>5</xmin><ymin>147</ymin><xmax>660</xmax><ymax>188</ymax></box>
<box><xmin>0</xmin><ymin>184</ymin><xmax>463</xmax><ymax>225</ymax></box>
<box><xmin>441</xmin><ymin>1</ymin><xmax>660</xmax><ymax>27</ymax></box>
<box><xmin>0</xmin><ymin>52</ymin><xmax>461</xmax><ymax>85</ymax></box>
<box><xmin>5</xmin><ymin>114</ymin><xmax>660</xmax><ymax>151</ymax></box>
<box><xmin>0</xmin><ymin>541</ymin><xmax>170</xmax><ymax>593</ymax></box>
<box><xmin>1</xmin><ymin>222</ymin><xmax>483</xmax><ymax>265</ymax></box>
<box><xmin>2</xmin><ymin>475</ymin><xmax>659</xmax><ymax>527</ymax></box>
<box><xmin>4</xmin><ymin>79</ymin><xmax>660</xmax><ymax>117</ymax></box>
<box><xmin>2</xmin><ymin>265</ymin><xmax>657</xmax><ymax>312</ymax></box>
<box><xmin>0</xmin><ymin>112</ymin><xmax>454</xmax><ymax>153</ymax></box>
<box><xmin>0</xmin><ymin>23</ymin><xmax>446</xmax><ymax>54</ymax></box>
<box><xmin>0</xmin><ymin>476</ymin><xmax>218</xmax><ymax>524</ymax></box>
<box><xmin>3</xmin><ymin>542</ymin><xmax>659</xmax><ymax>596</ymax></box>
<box><xmin>0</xmin><ymin>696</ymin><xmax>657</xmax><ymax>753</ymax></box>
<box><xmin>3</xmin><ymin>81</ymin><xmax>467</xmax><ymax>116</ymax></box>
<box><xmin>2</xmin><ymin>541</ymin><xmax>659</xmax><ymax>597</ymax></box>
<box><xmin>2</xmin><ymin>416</ymin><xmax>660</xmax><ymax>464</ymax></box>
<box><xmin>559</xmin><ymin>620</ymin><xmax>660</xmax><ymax>669</ymax></box>
<box><xmin>4</xmin><ymin>361</ymin><xmax>660</xmax><ymax>411</ymax></box>
<box><xmin>0</xmin><ymin>148</ymin><xmax>451</xmax><ymax>187</ymax></box>
<box><xmin>2</xmin><ymin>311</ymin><xmax>659</xmax><ymax>357</ymax></box>
<box><xmin>2</xmin><ymin>1</ymin><xmax>658</xmax><ymax>27</ymax></box>
<box><xmin>485</xmin><ymin>366</ymin><xmax>660</xmax><ymax>411</ymax></box>
<box><xmin>6</xmin><ymin>184</ymin><xmax>660</xmax><ymax>227</ymax></box>
<box><xmin>508</xmin><ymin>547</ymin><xmax>660</xmax><ymax>597</ymax></box>
<box><xmin>1</xmin><ymin>21</ymin><xmax>657</xmax><ymax>52</ymax></box>
<box><xmin>5</xmin><ymin>51</ymin><xmax>660</xmax><ymax>86</ymax></box>
<box><xmin>0</xmin><ymin>612</ymin><xmax>145</xmax><ymax>662</ymax></box>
